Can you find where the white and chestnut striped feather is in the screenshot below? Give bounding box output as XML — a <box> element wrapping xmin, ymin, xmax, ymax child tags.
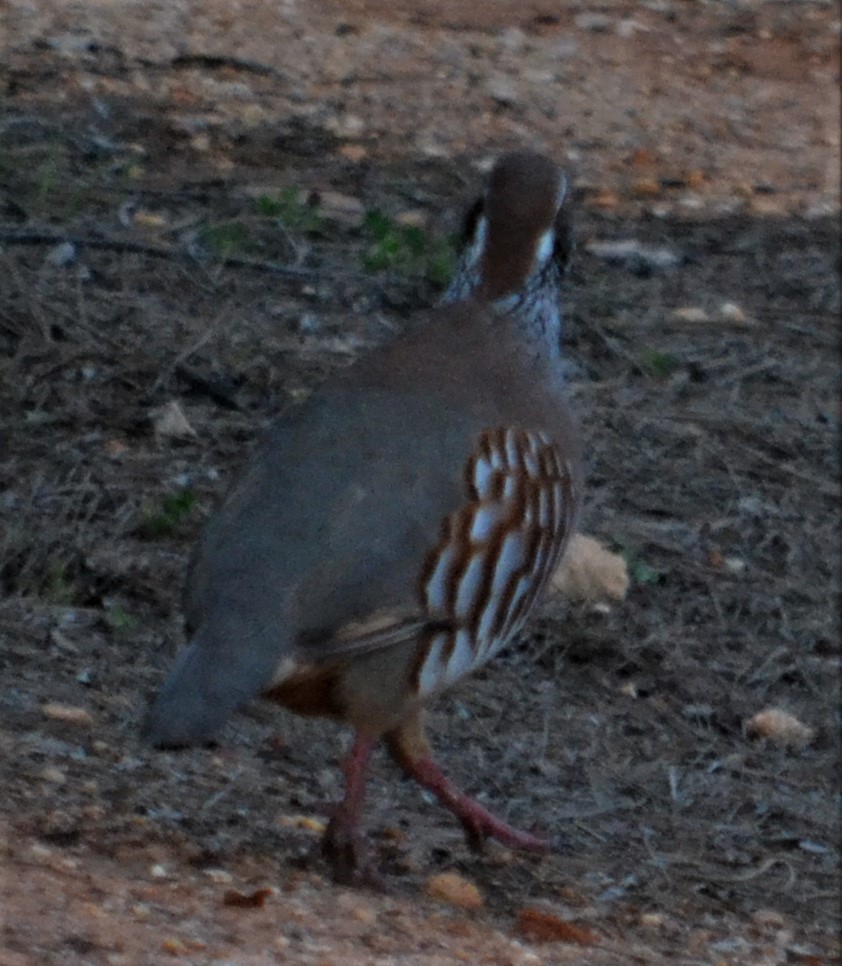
<box><xmin>414</xmin><ymin>427</ymin><xmax>577</xmax><ymax>698</ymax></box>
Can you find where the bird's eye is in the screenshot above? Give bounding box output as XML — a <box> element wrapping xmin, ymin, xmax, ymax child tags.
<box><xmin>461</xmin><ymin>197</ymin><xmax>484</xmax><ymax>245</ymax></box>
<box><xmin>552</xmin><ymin>201</ymin><xmax>574</xmax><ymax>274</ymax></box>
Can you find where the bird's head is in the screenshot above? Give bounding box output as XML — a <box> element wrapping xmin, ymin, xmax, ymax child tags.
<box><xmin>445</xmin><ymin>151</ymin><xmax>573</xmax><ymax>308</ymax></box>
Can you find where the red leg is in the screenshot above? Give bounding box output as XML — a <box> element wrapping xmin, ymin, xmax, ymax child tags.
<box><xmin>322</xmin><ymin>732</ymin><xmax>379</xmax><ymax>884</ymax></box>
<box><xmin>386</xmin><ymin>715</ymin><xmax>552</xmax><ymax>853</ymax></box>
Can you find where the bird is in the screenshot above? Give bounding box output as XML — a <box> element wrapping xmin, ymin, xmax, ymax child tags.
<box><xmin>143</xmin><ymin>150</ymin><xmax>583</xmax><ymax>883</ymax></box>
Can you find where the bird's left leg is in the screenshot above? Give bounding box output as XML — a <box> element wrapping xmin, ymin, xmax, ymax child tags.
<box><xmin>322</xmin><ymin>731</ymin><xmax>379</xmax><ymax>884</ymax></box>
<box><xmin>385</xmin><ymin>712</ymin><xmax>551</xmax><ymax>853</ymax></box>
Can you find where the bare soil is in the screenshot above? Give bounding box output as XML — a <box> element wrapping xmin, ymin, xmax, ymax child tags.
<box><xmin>0</xmin><ymin>1</ymin><xmax>839</xmax><ymax>963</ymax></box>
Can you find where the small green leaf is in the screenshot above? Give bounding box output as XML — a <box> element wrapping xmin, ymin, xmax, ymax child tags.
<box><xmin>43</xmin><ymin>559</ymin><xmax>78</xmax><ymax>605</ymax></box>
<box><xmin>201</xmin><ymin>221</ymin><xmax>251</xmax><ymax>258</ymax></box>
<box><xmin>140</xmin><ymin>489</ymin><xmax>198</xmax><ymax>539</ymax></box>
<box><xmin>105</xmin><ymin>603</ymin><xmax>138</xmax><ymax>636</ymax></box>
<box><xmin>616</xmin><ymin>542</ymin><xmax>665</xmax><ymax>586</ymax></box>
<box><xmin>255</xmin><ymin>187</ymin><xmax>325</xmax><ymax>234</ymax></box>
<box><xmin>641</xmin><ymin>349</ymin><xmax>679</xmax><ymax>379</ymax></box>
<box><xmin>361</xmin><ymin>209</ymin><xmax>458</xmax><ymax>287</ymax></box>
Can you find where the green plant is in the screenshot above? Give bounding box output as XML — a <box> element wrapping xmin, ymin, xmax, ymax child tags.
<box><xmin>641</xmin><ymin>348</ymin><xmax>680</xmax><ymax>380</ymax></box>
<box><xmin>361</xmin><ymin>209</ymin><xmax>457</xmax><ymax>286</ymax></box>
<box><xmin>616</xmin><ymin>542</ymin><xmax>664</xmax><ymax>586</ymax></box>
<box><xmin>43</xmin><ymin>558</ymin><xmax>78</xmax><ymax>605</ymax></box>
<box><xmin>424</xmin><ymin>237</ymin><xmax>460</xmax><ymax>288</ymax></box>
<box><xmin>105</xmin><ymin>602</ymin><xmax>138</xmax><ymax>637</ymax></box>
<box><xmin>200</xmin><ymin>221</ymin><xmax>252</xmax><ymax>259</ymax></box>
<box><xmin>255</xmin><ymin>187</ymin><xmax>325</xmax><ymax>235</ymax></box>
<box><xmin>30</xmin><ymin>144</ymin><xmax>92</xmax><ymax>219</ymax></box>
<box><xmin>140</xmin><ymin>489</ymin><xmax>198</xmax><ymax>539</ymax></box>
<box><xmin>34</xmin><ymin>145</ymin><xmax>62</xmax><ymax>209</ymax></box>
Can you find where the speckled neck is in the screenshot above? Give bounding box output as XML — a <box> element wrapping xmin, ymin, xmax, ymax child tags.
<box><xmin>442</xmin><ymin>246</ymin><xmax>564</xmax><ymax>363</ymax></box>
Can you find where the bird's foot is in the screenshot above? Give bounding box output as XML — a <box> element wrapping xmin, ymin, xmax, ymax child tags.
<box><xmin>319</xmin><ymin>732</ymin><xmax>386</xmax><ymax>886</ymax></box>
<box><xmin>455</xmin><ymin>801</ymin><xmax>550</xmax><ymax>854</ymax></box>
<box><xmin>321</xmin><ymin>813</ymin><xmax>387</xmax><ymax>888</ymax></box>
<box><xmin>401</xmin><ymin>753</ymin><xmax>555</xmax><ymax>854</ymax></box>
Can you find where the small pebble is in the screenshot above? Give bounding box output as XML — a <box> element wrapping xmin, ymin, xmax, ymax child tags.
<box><xmin>426</xmin><ymin>871</ymin><xmax>484</xmax><ymax>910</ymax></box>
<box><xmin>41</xmin><ymin>766</ymin><xmax>66</xmax><ymax>784</ymax></box>
<box><xmin>669</xmin><ymin>306</ymin><xmax>710</xmax><ymax>324</ymax></box>
<box><xmin>719</xmin><ymin>301</ymin><xmax>747</xmax><ymax>323</ymax></box>
<box><xmin>46</xmin><ymin>241</ymin><xmax>77</xmax><ymax>267</ymax></box>
<box><xmin>745</xmin><ymin>709</ymin><xmax>815</xmax><ymax>749</ymax></box>
<box><xmin>42</xmin><ymin>703</ymin><xmax>94</xmax><ymax>728</ymax></box>
<box><xmin>574</xmin><ymin>12</ymin><xmax>612</xmax><ymax>31</ymax></box>
<box><xmin>203</xmin><ymin>868</ymin><xmax>233</xmax><ymax>883</ymax></box>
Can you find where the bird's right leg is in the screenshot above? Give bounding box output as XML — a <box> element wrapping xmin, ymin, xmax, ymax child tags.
<box><xmin>386</xmin><ymin>713</ymin><xmax>551</xmax><ymax>853</ymax></box>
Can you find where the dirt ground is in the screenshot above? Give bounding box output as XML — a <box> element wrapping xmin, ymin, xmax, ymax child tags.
<box><xmin>0</xmin><ymin>1</ymin><xmax>839</xmax><ymax>963</ymax></box>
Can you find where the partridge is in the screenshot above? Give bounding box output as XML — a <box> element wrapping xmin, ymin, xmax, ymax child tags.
<box><xmin>144</xmin><ymin>151</ymin><xmax>583</xmax><ymax>882</ymax></box>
